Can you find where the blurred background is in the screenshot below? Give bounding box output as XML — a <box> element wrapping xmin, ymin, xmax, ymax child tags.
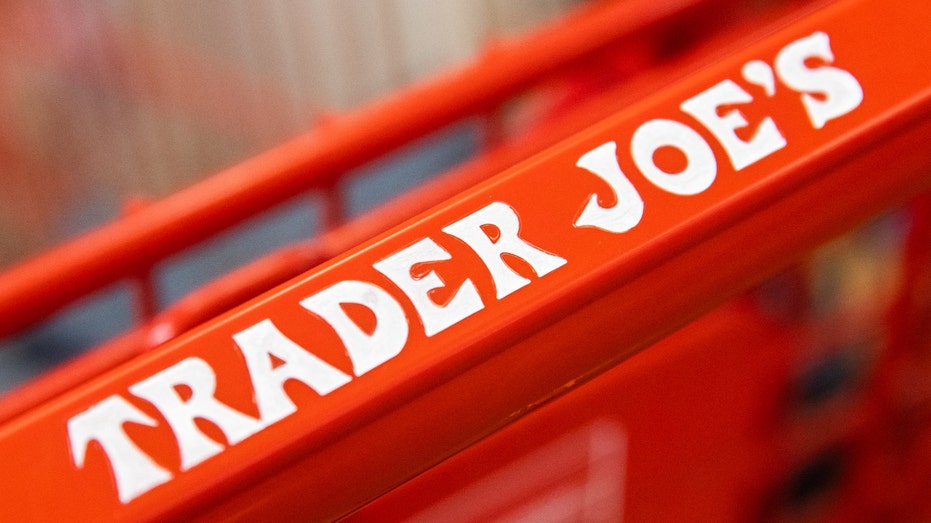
<box><xmin>0</xmin><ymin>0</ymin><xmax>579</xmax><ymax>268</ymax></box>
<box><xmin>0</xmin><ymin>0</ymin><xmax>581</xmax><ymax>390</ymax></box>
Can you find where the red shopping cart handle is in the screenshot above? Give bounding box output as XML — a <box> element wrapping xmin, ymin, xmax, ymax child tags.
<box><xmin>2</xmin><ymin>0</ymin><xmax>931</xmax><ymax>521</ymax></box>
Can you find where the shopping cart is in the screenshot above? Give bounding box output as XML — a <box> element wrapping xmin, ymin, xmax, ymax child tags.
<box><xmin>1</xmin><ymin>0</ymin><xmax>930</xmax><ymax>520</ymax></box>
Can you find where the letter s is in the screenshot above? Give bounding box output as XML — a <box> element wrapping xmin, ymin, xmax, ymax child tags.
<box><xmin>775</xmin><ymin>31</ymin><xmax>863</xmax><ymax>129</ymax></box>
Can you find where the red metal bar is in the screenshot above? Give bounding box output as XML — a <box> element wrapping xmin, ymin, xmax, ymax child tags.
<box><xmin>343</xmin><ymin>303</ymin><xmax>805</xmax><ymax>522</ymax></box>
<box><xmin>0</xmin><ymin>3</ymin><xmax>815</xmax><ymax>426</ymax></box>
<box><xmin>1</xmin><ymin>1</ymin><xmax>929</xmax><ymax>520</ymax></box>
<box><xmin>0</xmin><ymin>0</ymin><xmax>737</xmax><ymax>338</ymax></box>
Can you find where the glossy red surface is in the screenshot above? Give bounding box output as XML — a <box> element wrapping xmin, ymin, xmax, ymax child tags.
<box><xmin>0</xmin><ymin>0</ymin><xmax>929</xmax><ymax>521</ymax></box>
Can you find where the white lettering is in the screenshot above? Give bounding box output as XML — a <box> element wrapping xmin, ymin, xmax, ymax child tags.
<box><xmin>443</xmin><ymin>202</ymin><xmax>567</xmax><ymax>299</ymax></box>
<box><xmin>129</xmin><ymin>358</ymin><xmax>264</xmax><ymax>471</ymax></box>
<box><xmin>573</xmin><ymin>141</ymin><xmax>644</xmax><ymax>233</ymax></box>
<box><xmin>300</xmin><ymin>280</ymin><xmax>408</xmax><ymax>376</ymax></box>
<box><xmin>233</xmin><ymin>319</ymin><xmax>352</xmax><ymax>425</ymax></box>
<box><xmin>68</xmin><ymin>396</ymin><xmax>173</xmax><ymax>503</ymax></box>
<box><xmin>681</xmin><ymin>79</ymin><xmax>786</xmax><ymax>170</ymax></box>
<box><xmin>374</xmin><ymin>238</ymin><xmax>484</xmax><ymax>337</ymax></box>
<box><xmin>775</xmin><ymin>31</ymin><xmax>863</xmax><ymax>129</ymax></box>
<box><xmin>631</xmin><ymin>119</ymin><xmax>717</xmax><ymax>195</ymax></box>
<box><xmin>67</xmin><ymin>31</ymin><xmax>868</xmax><ymax>507</ymax></box>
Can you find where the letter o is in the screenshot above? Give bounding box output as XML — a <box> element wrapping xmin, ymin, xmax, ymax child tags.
<box><xmin>631</xmin><ymin>119</ymin><xmax>717</xmax><ymax>195</ymax></box>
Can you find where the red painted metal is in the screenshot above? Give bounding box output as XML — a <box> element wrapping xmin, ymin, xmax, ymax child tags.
<box><xmin>344</xmin><ymin>302</ymin><xmax>805</xmax><ymax>522</ymax></box>
<box><xmin>0</xmin><ymin>0</ymin><xmax>740</xmax><ymax>339</ymax></box>
<box><xmin>0</xmin><ymin>1</ymin><xmax>808</xmax><ymax>426</ymax></box>
<box><xmin>1</xmin><ymin>0</ymin><xmax>930</xmax><ymax>521</ymax></box>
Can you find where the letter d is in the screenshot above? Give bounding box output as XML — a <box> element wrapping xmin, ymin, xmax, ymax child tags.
<box><xmin>301</xmin><ymin>280</ymin><xmax>409</xmax><ymax>376</ymax></box>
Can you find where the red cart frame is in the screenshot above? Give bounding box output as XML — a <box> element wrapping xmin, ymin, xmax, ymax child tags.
<box><xmin>1</xmin><ymin>0</ymin><xmax>930</xmax><ymax>520</ymax></box>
